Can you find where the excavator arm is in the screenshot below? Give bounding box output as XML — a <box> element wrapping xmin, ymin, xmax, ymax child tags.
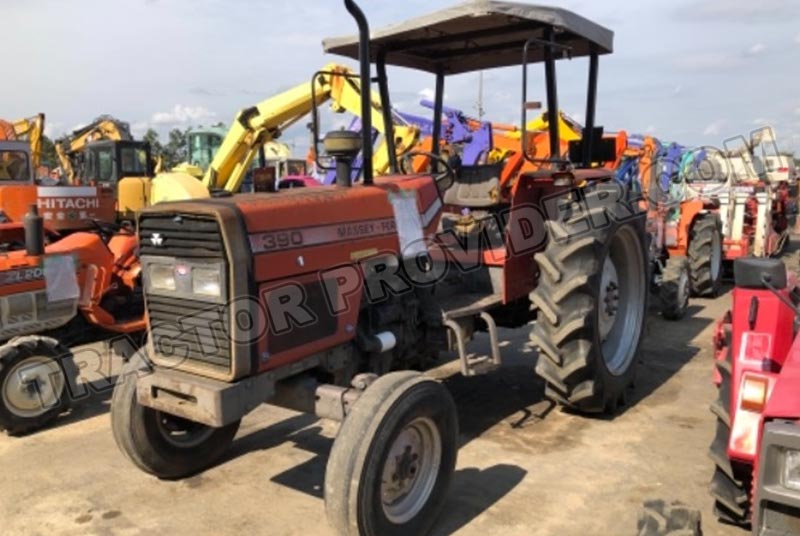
<box><xmin>11</xmin><ymin>113</ymin><xmax>46</xmax><ymax>170</ymax></box>
<box><xmin>55</xmin><ymin>115</ymin><xmax>133</xmax><ymax>184</ymax></box>
<box><xmin>156</xmin><ymin>63</ymin><xmax>418</xmax><ymax>202</ymax></box>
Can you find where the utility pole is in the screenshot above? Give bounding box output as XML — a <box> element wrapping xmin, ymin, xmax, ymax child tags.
<box><xmin>475</xmin><ymin>71</ymin><xmax>485</xmax><ymax>120</ymax></box>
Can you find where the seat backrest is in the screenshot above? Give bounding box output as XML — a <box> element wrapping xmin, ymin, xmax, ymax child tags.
<box><xmin>442</xmin><ymin>164</ymin><xmax>505</xmax><ymax>208</ymax></box>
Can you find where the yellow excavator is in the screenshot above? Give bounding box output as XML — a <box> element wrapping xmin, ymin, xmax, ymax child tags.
<box><xmin>148</xmin><ymin>63</ymin><xmax>419</xmax><ymax>204</ymax></box>
<box><xmin>55</xmin><ymin>116</ymin><xmax>162</xmax><ymax>220</ymax></box>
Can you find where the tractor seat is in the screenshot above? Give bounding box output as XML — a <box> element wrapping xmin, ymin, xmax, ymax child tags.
<box><xmin>442</xmin><ymin>164</ymin><xmax>504</xmax><ymax>208</ymax></box>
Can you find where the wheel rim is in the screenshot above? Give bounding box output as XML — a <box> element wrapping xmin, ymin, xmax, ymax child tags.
<box><xmin>380</xmin><ymin>417</ymin><xmax>442</xmax><ymax>524</ymax></box>
<box><xmin>599</xmin><ymin>227</ymin><xmax>645</xmax><ymax>376</ymax></box>
<box><xmin>155</xmin><ymin>412</ymin><xmax>215</xmax><ymax>448</ymax></box>
<box><xmin>1</xmin><ymin>356</ymin><xmax>65</xmax><ymax>418</ymax></box>
<box><xmin>710</xmin><ymin>228</ymin><xmax>722</xmax><ymax>281</ymax></box>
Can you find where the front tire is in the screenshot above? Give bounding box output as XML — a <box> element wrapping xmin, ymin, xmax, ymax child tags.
<box><xmin>708</xmin><ymin>322</ymin><xmax>751</xmax><ymax>526</ymax></box>
<box><xmin>110</xmin><ymin>352</ymin><xmax>240</xmax><ymax>480</ymax></box>
<box><xmin>530</xmin><ymin>182</ymin><xmax>648</xmax><ymax>413</ymax></box>
<box><xmin>0</xmin><ymin>336</ymin><xmax>76</xmax><ymax>436</ymax></box>
<box><xmin>688</xmin><ymin>213</ymin><xmax>723</xmax><ymax>297</ymax></box>
<box><xmin>325</xmin><ymin>372</ymin><xmax>458</xmax><ymax>536</ymax></box>
<box><xmin>660</xmin><ymin>256</ymin><xmax>690</xmax><ymax>321</ymax></box>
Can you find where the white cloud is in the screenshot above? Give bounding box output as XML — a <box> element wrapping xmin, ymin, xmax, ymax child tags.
<box><xmin>752</xmin><ymin>118</ymin><xmax>775</xmax><ymax>127</ymax></box>
<box><xmin>151</xmin><ymin>105</ymin><xmax>216</xmax><ymax>126</ymax></box>
<box><xmin>746</xmin><ymin>42</ymin><xmax>767</xmax><ymax>56</ymax></box>
<box><xmin>673</xmin><ymin>85</ymin><xmax>683</xmax><ymax>95</ymax></box>
<box><xmin>703</xmin><ymin>120</ymin><xmax>725</xmax><ymax>136</ymax></box>
<box><xmin>794</xmin><ymin>108</ymin><xmax>800</xmax><ymax>116</ymax></box>
<box><xmin>795</xmin><ymin>34</ymin><xmax>800</xmax><ymax>45</ymax></box>
<box><xmin>44</xmin><ymin>122</ymin><xmax>64</xmax><ymax>138</ymax></box>
<box><xmin>645</xmin><ymin>125</ymin><xmax>656</xmax><ymax>134</ymax></box>
<box><xmin>418</xmin><ymin>88</ymin><xmax>435</xmax><ymax>102</ymax></box>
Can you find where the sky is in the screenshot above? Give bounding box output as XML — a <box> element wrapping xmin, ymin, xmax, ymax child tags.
<box><xmin>5</xmin><ymin>0</ymin><xmax>800</xmax><ymax>155</ymax></box>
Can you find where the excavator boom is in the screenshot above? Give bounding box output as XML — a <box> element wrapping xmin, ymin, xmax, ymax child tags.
<box><xmin>11</xmin><ymin>113</ymin><xmax>46</xmax><ymax>170</ymax></box>
<box><xmin>189</xmin><ymin>63</ymin><xmax>419</xmax><ymax>196</ymax></box>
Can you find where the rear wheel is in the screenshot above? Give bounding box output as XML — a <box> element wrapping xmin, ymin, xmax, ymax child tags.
<box><xmin>530</xmin><ymin>182</ymin><xmax>648</xmax><ymax>413</ymax></box>
<box><xmin>110</xmin><ymin>351</ymin><xmax>240</xmax><ymax>479</ymax></box>
<box><xmin>0</xmin><ymin>336</ymin><xmax>76</xmax><ymax>436</ymax></box>
<box><xmin>708</xmin><ymin>321</ymin><xmax>751</xmax><ymax>526</ymax></box>
<box><xmin>660</xmin><ymin>256</ymin><xmax>690</xmax><ymax>320</ymax></box>
<box><xmin>325</xmin><ymin>371</ymin><xmax>458</xmax><ymax>536</ymax></box>
<box><xmin>688</xmin><ymin>213</ymin><xmax>723</xmax><ymax>297</ymax></box>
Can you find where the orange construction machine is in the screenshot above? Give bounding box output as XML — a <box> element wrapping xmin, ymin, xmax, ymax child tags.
<box><xmin>0</xmin><ymin>116</ymin><xmax>116</xmax><ymax>244</ymax></box>
<box><xmin>0</xmin><ymin>141</ymin><xmax>144</xmax><ymax>435</ymax></box>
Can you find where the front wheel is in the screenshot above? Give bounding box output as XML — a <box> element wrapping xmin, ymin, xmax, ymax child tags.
<box><xmin>325</xmin><ymin>371</ymin><xmax>458</xmax><ymax>536</ymax></box>
<box><xmin>660</xmin><ymin>256</ymin><xmax>690</xmax><ymax>321</ymax></box>
<box><xmin>110</xmin><ymin>351</ymin><xmax>240</xmax><ymax>480</ymax></box>
<box><xmin>688</xmin><ymin>213</ymin><xmax>723</xmax><ymax>297</ymax></box>
<box><xmin>530</xmin><ymin>182</ymin><xmax>648</xmax><ymax>414</ymax></box>
<box><xmin>0</xmin><ymin>336</ymin><xmax>76</xmax><ymax>436</ymax></box>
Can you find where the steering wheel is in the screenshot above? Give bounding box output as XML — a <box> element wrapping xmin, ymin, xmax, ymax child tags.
<box><xmin>88</xmin><ymin>219</ymin><xmax>128</xmax><ymax>243</ymax></box>
<box><xmin>399</xmin><ymin>151</ymin><xmax>456</xmax><ymax>193</ymax></box>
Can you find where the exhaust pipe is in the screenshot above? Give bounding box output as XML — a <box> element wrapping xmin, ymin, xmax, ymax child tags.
<box><xmin>343</xmin><ymin>0</ymin><xmax>373</xmax><ymax>185</ymax></box>
<box><xmin>23</xmin><ymin>205</ymin><xmax>44</xmax><ymax>256</ymax></box>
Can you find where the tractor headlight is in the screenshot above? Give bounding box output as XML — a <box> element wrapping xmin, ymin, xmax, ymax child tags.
<box><xmin>783</xmin><ymin>449</ymin><xmax>800</xmax><ymax>492</ymax></box>
<box><xmin>148</xmin><ymin>264</ymin><xmax>176</xmax><ymax>291</ymax></box>
<box><xmin>192</xmin><ymin>267</ymin><xmax>221</xmax><ymax>297</ymax></box>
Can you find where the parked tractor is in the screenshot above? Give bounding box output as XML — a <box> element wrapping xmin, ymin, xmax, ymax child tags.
<box><xmin>709</xmin><ymin>256</ymin><xmax>800</xmax><ymax>534</ymax></box>
<box><xmin>0</xmin><ymin>142</ymin><xmax>145</xmax><ymax>435</ymax></box>
<box><xmin>669</xmin><ymin>129</ymin><xmax>794</xmax><ymax>301</ymax></box>
<box><xmin>111</xmin><ymin>2</ymin><xmax>648</xmax><ymax>535</ymax></box>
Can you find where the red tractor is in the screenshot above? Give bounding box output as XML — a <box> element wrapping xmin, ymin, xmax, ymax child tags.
<box><xmin>111</xmin><ymin>2</ymin><xmax>649</xmax><ymax>535</ymax></box>
<box><xmin>709</xmin><ymin>256</ymin><xmax>800</xmax><ymax>534</ymax></box>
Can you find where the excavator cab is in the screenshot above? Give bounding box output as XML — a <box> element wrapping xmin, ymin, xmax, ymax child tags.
<box><xmin>0</xmin><ymin>142</ymin><xmax>33</xmax><ymax>183</ymax></box>
<box><xmin>82</xmin><ymin>140</ymin><xmax>154</xmax><ymax>220</ymax></box>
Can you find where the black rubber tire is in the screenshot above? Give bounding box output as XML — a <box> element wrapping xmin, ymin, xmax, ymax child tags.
<box><xmin>660</xmin><ymin>256</ymin><xmax>690</xmax><ymax>321</ymax></box>
<box><xmin>0</xmin><ymin>336</ymin><xmax>77</xmax><ymax>436</ymax></box>
<box><xmin>110</xmin><ymin>351</ymin><xmax>240</xmax><ymax>480</ymax></box>
<box><xmin>637</xmin><ymin>500</ymin><xmax>702</xmax><ymax>536</ymax></box>
<box><xmin>708</xmin><ymin>322</ymin><xmax>751</xmax><ymax>526</ymax></box>
<box><xmin>530</xmin><ymin>182</ymin><xmax>648</xmax><ymax>414</ymax></box>
<box><xmin>325</xmin><ymin>371</ymin><xmax>458</xmax><ymax>536</ymax></box>
<box><xmin>688</xmin><ymin>213</ymin><xmax>723</xmax><ymax>297</ymax></box>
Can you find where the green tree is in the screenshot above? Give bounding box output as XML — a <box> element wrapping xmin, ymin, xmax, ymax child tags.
<box><xmin>39</xmin><ymin>135</ymin><xmax>58</xmax><ymax>168</ymax></box>
<box><xmin>143</xmin><ymin>128</ymin><xmax>163</xmax><ymax>160</ymax></box>
<box><xmin>162</xmin><ymin>128</ymin><xmax>188</xmax><ymax>168</ymax></box>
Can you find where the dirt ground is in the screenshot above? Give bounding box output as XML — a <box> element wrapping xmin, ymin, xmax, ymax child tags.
<box><xmin>2</xmin><ymin>255</ymin><xmax>773</xmax><ymax>535</ymax></box>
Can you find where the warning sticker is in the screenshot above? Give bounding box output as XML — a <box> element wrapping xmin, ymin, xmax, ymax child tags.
<box><xmin>389</xmin><ymin>191</ymin><xmax>427</xmax><ymax>258</ymax></box>
<box><xmin>43</xmin><ymin>255</ymin><xmax>80</xmax><ymax>303</ymax></box>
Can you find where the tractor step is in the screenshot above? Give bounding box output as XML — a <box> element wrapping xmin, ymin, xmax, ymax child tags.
<box><xmin>440</xmin><ymin>293</ymin><xmax>503</xmax><ymax>377</ymax></box>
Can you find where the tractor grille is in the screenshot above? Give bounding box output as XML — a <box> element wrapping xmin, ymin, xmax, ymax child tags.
<box><xmin>140</xmin><ymin>213</ymin><xmax>225</xmax><ymax>259</ymax></box>
<box><xmin>147</xmin><ymin>295</ymin><xmax>231</xmax><ymax>372</ymax></box>
<box><xmin>140</xmin><ymin>213</ymin><xmax>232</xmax><ymax>373</ymax></box>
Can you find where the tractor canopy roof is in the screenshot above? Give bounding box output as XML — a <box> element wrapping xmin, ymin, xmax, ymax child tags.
<box><xmin>323</xmin><ymin>0</ymin><xmax>613</xmax><ymax>75</ymax></box>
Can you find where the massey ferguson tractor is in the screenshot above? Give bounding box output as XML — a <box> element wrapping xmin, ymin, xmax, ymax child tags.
<box><xmin>111</xmin><ymin>2</ymin><xmax>649</xmax><ymax>535</ymax></box>
<box><xmin>0</xmin><ymin>143</ymin><xmax>145</xmax><ymax>435</ymax></box>
<box><xmin>709</xmin><ymin>256</ymin><xmax>800</xmax><ymax>535</ymax></box>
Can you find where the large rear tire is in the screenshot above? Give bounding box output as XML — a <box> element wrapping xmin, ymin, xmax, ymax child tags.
<box><xmin>0</xmin><ymin>336</ymin><xmax>76</xmax><ymax>436</ymax></box>
<box><xmin>110</xmin><ymin>351</ymin><xmax>240</xmax><ymax>480</ymax></box>
<box><xmin>530</xmin><ymin>182</ymin><xmax>648</xmax><ymax>413</ymax></box>
<box><xmin>688</xmin><ymin>213</ymin><xmax>723</xmax><ymax>297</ymax></box>
<box><xmin>325</xmin><ymin>371</ymin><xmax>458</xmax><ymax>536</ymax></box>
<box><xmin>708</xmin><ymin>322</ymin><xmax>751</xmax><ymax>526</ymax></box>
